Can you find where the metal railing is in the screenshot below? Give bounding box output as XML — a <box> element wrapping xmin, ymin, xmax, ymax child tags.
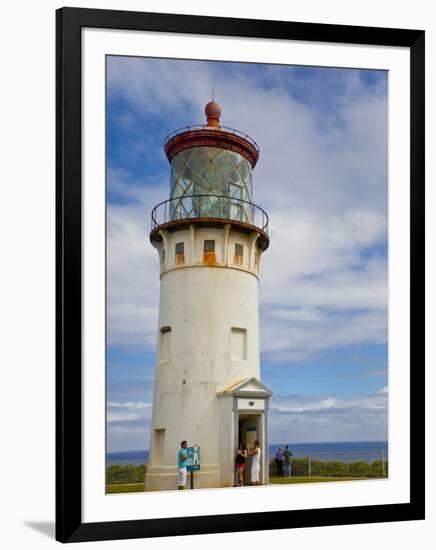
<box><xmin>269</xmin><ymin>449</ymin><xmax>388</xmax><ymax>479</ymax></box>
<box><xmin>150</xmin><ymin>194</ymin><xmax>269</xmax><ymax>234</ymax></box>
<box><xmin>163</xmin><ymin>124</ymin><xmax>260</xmax><ymax>155</ymax></box>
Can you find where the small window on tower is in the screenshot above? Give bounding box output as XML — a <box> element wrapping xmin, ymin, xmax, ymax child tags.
<box><xmin>231</xmin><ymin>327</ymin><xmax>247</xmax><ymax>361</ymax></box>
<box><xmin>204</xmin><ymin>240</ymin><xmax>215</xmax><ymax>252</ymax></box>
<box><xmin>234</xmin><ymin>243</ymin><xmax>244</xmax><ymax>265</ymax></box>
<box><xmin>175</xmin><ymin>242</ymin><xmax>185</xmax><ymax>264</ymax></box>
<box><xmin>161</xmin><ymin>249</ymin><xmax>165</xmax><ymax>263</ymax></box>
<box><xmin>203</xmin><ymin>240</ymin><xmax>216</xmax><ymax>263</ymax></box>
<box><xmin>153</xmin><ymin>428</ymin><xmax>165</xmax><ymax>465</ymax></box>
<box><xmin>159</xmin><ymin>326</ymin><xmax>171</xmax><ymax>364</ymax></box>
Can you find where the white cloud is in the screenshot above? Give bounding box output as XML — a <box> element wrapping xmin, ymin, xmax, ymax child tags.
<box><xmin>107</xmin><ymin>412</ymin><xmax>144</xmax><ymax>423</ymax></box>
<box><xmin>107</xmin><ymin>390</ymin><xmax>154</xmax><ymax>451</ymax></box>
<box><xmin>273</xmin><ymin>396</ymin><xmax>337</xmax><ymax>413</ymax></box>
<box><xmin>108</xmin><ymin>401</ymin><xmax>151</xmax><ymax>409</ymax></box>
<box><xmin>107</xmin><ymin>400</ymin><xmax>153</xmax><ymax>450</ymax></box>
<box><xmin>272</xmin><ymin>392</ymin><xmax>387</xmax><ymax>413</ymax></box>
<box><xmin>269</xmin><ymin>391</ymin><xmax>388</xmax><ymax>443</ymax></box>
<box><xmin>106</xmin><ymin>170</ymin><xmax>163</xmax><ymax>350</ymax></box>
<box><xmin>107</xmin><ymin>57</ymin><xmax>214</xmax><ymax>121</ymax></box>
<box><xmin>107</xmin><ymin>401</ymin><xmax>152</xmax><ymax>423</ymax></box>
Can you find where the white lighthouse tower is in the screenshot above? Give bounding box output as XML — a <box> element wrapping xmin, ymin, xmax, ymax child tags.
<box><xmin>145</xmin><ymin>101</ymin><xmax>272</xmax><ymax>491</ymax></box>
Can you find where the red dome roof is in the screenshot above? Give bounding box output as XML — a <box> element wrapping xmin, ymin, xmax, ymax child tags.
<box><xmin>205</xmin><ymin>100</ymin><xmax>221</xmax><ymax>126</ymax></box>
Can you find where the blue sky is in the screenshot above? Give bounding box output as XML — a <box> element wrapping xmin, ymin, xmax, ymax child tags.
<box><xmin>106</xmin><ymin>56</ymin><xmax>388</xmax><ymax>452</ymax></box>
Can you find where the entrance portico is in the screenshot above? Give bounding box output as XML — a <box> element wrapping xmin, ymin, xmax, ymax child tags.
<box><xmin>217</xmin><ymin>377</ymin><xmax>272</xmax><ymax>486</ymax></box>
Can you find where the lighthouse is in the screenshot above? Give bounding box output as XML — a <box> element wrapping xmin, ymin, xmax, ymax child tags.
<box><xmin>145</xmin><ymin>101</ymin><xmax>272</xmax><ymax>491</ymax></box>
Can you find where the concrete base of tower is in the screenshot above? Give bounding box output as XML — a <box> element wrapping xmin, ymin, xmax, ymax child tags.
<box><xmin>144</xmin><ymin>464</ymin><xmax>223</xmax><ymax>491</ymax></box>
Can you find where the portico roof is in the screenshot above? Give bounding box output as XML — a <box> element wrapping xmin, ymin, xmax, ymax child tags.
<box><xmin>216</xmin><ymin>377</ymin><xmax>272</xmax><ymax>398</ymax></box>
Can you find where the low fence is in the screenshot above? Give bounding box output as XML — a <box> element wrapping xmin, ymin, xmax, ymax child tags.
<box><xmin>269</xmin><ymin>449</ymin><xmax>388</xmax><ymax>478</ymax></box>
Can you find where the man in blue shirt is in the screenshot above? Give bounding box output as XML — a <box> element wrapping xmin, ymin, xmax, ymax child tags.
<box><xmin>177</xmin><ymin>440</ymin><xmax>189</xmax><ymax>489</ymax></box>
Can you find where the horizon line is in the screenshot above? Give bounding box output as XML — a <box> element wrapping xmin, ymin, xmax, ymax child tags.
<box><xmin>107</xmin><ymin>439</ymin><xmax>389</xmax><ymax>454</ymax></box>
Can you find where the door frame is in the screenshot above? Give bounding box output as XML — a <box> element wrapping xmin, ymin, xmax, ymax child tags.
<box><xmin>235</xmin><ymin>411</ymin><xmax>265</xmax><ymax>485</ymax></box>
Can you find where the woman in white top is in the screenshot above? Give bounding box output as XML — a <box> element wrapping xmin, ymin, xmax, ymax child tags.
<box><xmin>248</xmin><ymin>440</ymin><xmax>261</xmax><ymax>485</ymax></box>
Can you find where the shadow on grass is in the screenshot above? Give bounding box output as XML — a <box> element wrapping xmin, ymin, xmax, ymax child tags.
<box><xmin>269</xmin><ymin>476</ymin><xmax>380</xmax><ymax>484</ymax></box>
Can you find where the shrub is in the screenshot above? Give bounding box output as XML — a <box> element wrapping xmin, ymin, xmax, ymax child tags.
<box><xmin>106</xmin><ymin>464</ymin><xmax>147</xmax><ymax>485</ymax></box>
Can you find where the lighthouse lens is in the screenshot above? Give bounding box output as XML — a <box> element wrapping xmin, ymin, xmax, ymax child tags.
<box><xmin>169</xmin><ymin>147</ymin><xmax>253</xmax><ymax>223</ymax></box>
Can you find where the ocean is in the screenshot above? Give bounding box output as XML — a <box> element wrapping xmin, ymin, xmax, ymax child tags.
<box><xmin>107</xmin><ymin>441</ymin><xmax>388</xmax><ymax>466</ymax></box>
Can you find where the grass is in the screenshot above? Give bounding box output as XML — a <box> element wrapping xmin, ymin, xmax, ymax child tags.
<box><xmin>269</xmin><ymin>476</ymin><xmax>372</xmax><ymax>484</ymax></box>
<box><xmin>106</xmin><ymin>476</ymin><xmax>375</xmax><ymax>494</ymax></box>
<box><xmin>107</xmin><ymin>483</ymin><xmax>145</xmax><ymax>494</ymax></box>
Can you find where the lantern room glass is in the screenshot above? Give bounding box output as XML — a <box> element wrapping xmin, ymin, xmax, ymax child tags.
<box><xmin>169</xmin><ymin>147</ymin><xmax>253</xmax><ymax>224</ymax></box>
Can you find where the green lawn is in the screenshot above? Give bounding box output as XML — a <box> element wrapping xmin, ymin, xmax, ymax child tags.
<box><xmin>107</xmin><ymin>483</ymin><xmax>145</xmax><ymax>494</ymax></box>
<box><xmin>269</xmin><ymin>476</ymin><xmax>373</xmax><ymax>484</ymax></box>
<box><xmin>107</xmin><ymin>476</ymin><xmax>376</xmax><ymax>494</ymax></box>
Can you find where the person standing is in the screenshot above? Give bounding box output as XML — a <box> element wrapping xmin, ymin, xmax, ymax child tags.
<box><xmin>235</xmin><ymin>442</ymin><xmax>248</xmax><ymax>486</ymax></box>
<box><xmin>283</xmin><ymin>445</ymin><xmax>293</xmax><ymax>477</ymax></box>
<box><xmin>177</xmin><ymin>440</ymin><xmax>189</xmax><ymax>490</ymax></box>
<box><xmin>249</xmin><ymin>440</ymin><xmax>261</xmax><ymax>486</ymax></box>
<box><xmin>275</xmin><ymin>448</ymin><xmax>284</xmax><ymax>477</ymax></box>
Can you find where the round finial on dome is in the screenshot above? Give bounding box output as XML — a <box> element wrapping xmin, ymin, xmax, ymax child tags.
<box><xmin>205</xmin><ymin>100</ymin><xmax>221</xmax><ymax>127</ymax></box>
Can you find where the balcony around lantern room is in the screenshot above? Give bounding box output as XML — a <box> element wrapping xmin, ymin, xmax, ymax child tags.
<box><xmin>149</xmin><ymin>194</ymin><xmax>270</xmax><ymax>251</ymax></box>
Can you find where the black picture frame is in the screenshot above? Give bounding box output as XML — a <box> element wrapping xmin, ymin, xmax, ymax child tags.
<box><xmin>56</xmin><ymin>7</ymin><xmax>425</xmax><ymax>543</ymax></box>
